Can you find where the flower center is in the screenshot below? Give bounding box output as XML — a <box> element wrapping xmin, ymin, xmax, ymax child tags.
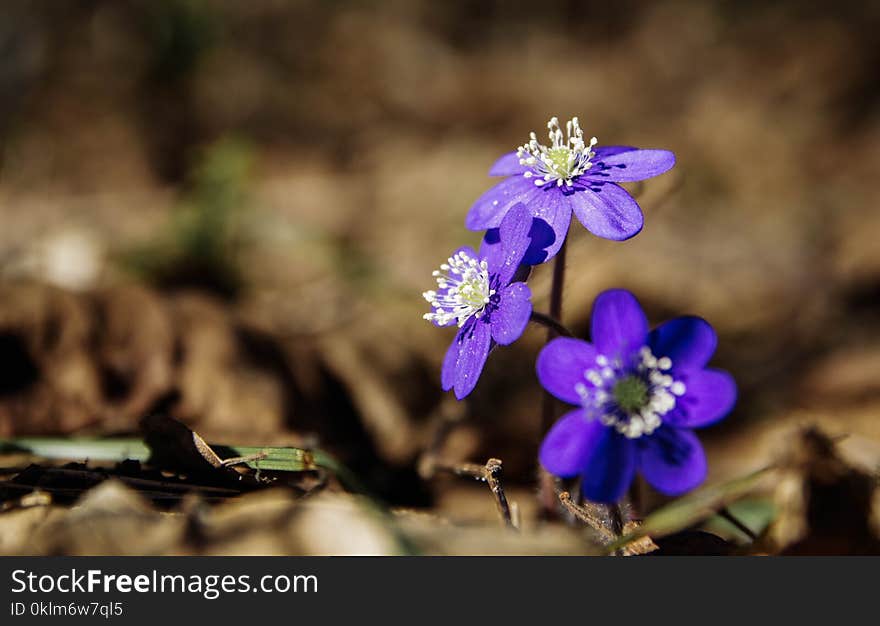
<box><xmin>574</xmin><ymin>347</ymin><xmax>687</xmax><ymax>439</ymax></box>
<box><xmin>612</xmin><ymin>376</ymin><xmax>649</xmax><ymax>414</ymax></box>
<box><xmin>517</xmin><ymin>116</ymin><xmax>598</xmax><ymax>188</ymax></box>
<box><xmin>422</xmin><ymin>251</ymin><xmax>496</xmax><ymax>327</ymax></box>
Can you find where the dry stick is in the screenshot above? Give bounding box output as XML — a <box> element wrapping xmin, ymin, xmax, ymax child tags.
<box><xmin>431</xmin><ymin>458</ymin><xmax>516</xmax><ymax>529</ymax></box>
<box><xmin>559</xmin><ymin>491</ymin><xmax>616</xmax><ymax>543</ymax></box>
<box><xmin>484</xmin><ymin>459</ymin><xmax>515</xmax><ymax>530</ymax></box>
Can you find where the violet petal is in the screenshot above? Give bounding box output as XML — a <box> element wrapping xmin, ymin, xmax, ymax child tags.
<box><xmin>453</xmin><ymin>319</ymin><xmax>492</xmax><ymax>399</ymax></box>
<box><xmin>466</xmin><ymin>176</ymin><xmax>539</xmax><ymax>230</ymax></box>
<box><xmin>590</xmin><ymin>289</ymin><xmax>650</xmax><ymax>359</ymax></box>
<box><xmin>586</xmin><ymin>149</ymin><xmax>676</xmax><ymax>183</ymax></box>
<box><xmin>539</xmin><ymin>410</ymin><xmax>604</xmax><ymax>479</ymax></box>
<box><xmin>536</xmin><ymin>337</ymin><xmax>599</xmax><ymax>405</ymax></box>
<box><xmin>488</xmin><ymin>151</ymin><xmax>528</xmax><ymax>177</ymax></box>
<box><xmin>666</xmin><ymin>369</ymin><xmax>737</xmax><ymax>428</ymax></box>
<box><xmin>568</xmin><ymin>182</ymin><xmax>644</xmax><ymax>241</ymax></box>
<box><xmin>638</xmin><ymin>427</ymin><xmax>707</xmax><ymax>496</ymax></box>
<box><xmin>581</xmin><ymin>428</ymin><xmax>637</xmax><ymax>504</ymax></box>
<box><xmin>648</xmin><ymin>316</ymin><xmax>718</xmax><ymax>371</ymax></box>
<box><xmin>490</xmin><ymin>282</ymin><xmax>532</xmax><ymax>346</ymax></box>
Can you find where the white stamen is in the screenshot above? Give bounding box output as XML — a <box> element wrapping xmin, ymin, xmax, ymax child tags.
<box><xmin>576</xmin><ymin>345</ymin><xmax>686</xmax><ymax>439</ymax></box>
<box><xmin>517</xmin><ymin>116</ymin><xmax>599</xmax><ymax>187</ymax></box>
<box><xmin>423</xmin><ymin>250</ymin><xmax>495</xmax><ymax>327</ymax></box>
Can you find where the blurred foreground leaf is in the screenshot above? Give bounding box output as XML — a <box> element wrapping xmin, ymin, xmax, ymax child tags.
<box><xmin>0</xmin><ymin>436</ymin><xmax>322</xmax><ymax>474</ymax></box>
<box><xmin>609</xmin><ymin>466</ymin><xmax>775</xmax><ymax>554</ymax></box>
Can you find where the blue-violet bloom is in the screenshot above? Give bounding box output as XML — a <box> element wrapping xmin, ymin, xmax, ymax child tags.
<box><xmin>424</xmin><ymin>204</ymin><xmax>536</xmax><ymax>399</ymax></box>
<box><xmin>538</xmin><ymin>289</ymin><xmax>736</xmax><ymax>503</ymax></box>
<box><xmin>467</xmin><ymin>116</ymin><xmax>676</xmax><ymax>260</ymax></box>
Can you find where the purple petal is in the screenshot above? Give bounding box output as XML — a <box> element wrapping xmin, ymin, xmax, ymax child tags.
<box><xmin>536</xmin><ymin>337</ymin><xmax>599</xmax><ymax>405</ymax></box>
<box><xmin>488</xmin><ymin>151</ymin><xmax>527</xmax><ymax>177</ymax></box>
<box><xmin>453</xmin><ymin>320</ymin><xmax>492</xmax><ymax>399</ymax></box>
<box><xmin>666</xmin><ymin>369</ymin><xmax>737</xmax><ymax>428</ymax></box>
<box><xmin>455</xmin><ymin>245</ymin><xmax>479</xmax><ymax>259</ymax></box>
<box><xmin>585</xmin><ymin>149</ymin><xmax>676</xmax><ymax>183</ymax></box>
<box><xmin>568</xmin><ymin>182</ymin><xmax>644</xmax><ymax>241</ymax></box>
<box><xmin>440</xmin><ymin>339</ymin><xmax>459</xmax><ymax>391</ymax></box>
<box><xmin>528</xmin><ymin>187</ymin><xmax>572</xmax><ymax>261</ymax></box>
<box><xmin>491</xmin><ymin>203</ymin><xmax>534</xmax><ymax>283</ymax></box>
<box><xmin>648</xmin><ymin>316</ymin><xmax>717</xmax><ymax>371</ymax></box>
<box><xmin>593</xmin><ymin>145</ymin><xmax>636</xmax><ymax>159</ymax></box>
<box><xmin>466</xmin><ymin>175</ymin><xmax>539</xmax><ymax>230</ymax></box>
<box><xmin>479</xmin><ymin>215</ymin><xmax>555</xmax><ymax>269</ymax></box>
<box><xmin>581</xmin><ymin>428</ymin><xmax>637</xmax><ymax>504</ymax></box>
<box><xmin>524</xmin><ymin>217</ymin><xmax>555</xmax><ymax>264</ymax></box>
<box><xmin>590</xmin><ymin>289</ymin><xmax>649</xmax><ymax>359</ymax></box>
<box><xmin>540</xmin><ymin>410</ymin><xmax>603</xmax><ymax>478</ymax></box>
<box><xmin>479</xmin><ymin>229</ymin><xmax>504</xmax><ymax>272</ymax></box>
<box><xmin>638</xmin><ymin>427</ymin><xmax>707</xmax><ymax>496</ymax></box>
<box><xmin>490</xmin><ymin>282</ymin><xmax>531</xmax><ymax>345</ymax></box>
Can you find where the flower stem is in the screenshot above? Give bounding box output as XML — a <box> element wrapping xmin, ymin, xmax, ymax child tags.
<box><xmin>529</xmin><ymin>312</ymin><xmax>573</xmax><ymax>338</ymax></box>
<box><xmin>609</xmin><ymin>501</ymin><xmax>625</xmax><ymax>536</ymax></box>
<box><xmin>538</xmin><ymin>241</ymin><xmax>568</xmax><ymax>518</ymax></box>
<box><xmin>540</xmin><ymin>240</ymin><xmax>567</xmax><ymax>436</ymax></box>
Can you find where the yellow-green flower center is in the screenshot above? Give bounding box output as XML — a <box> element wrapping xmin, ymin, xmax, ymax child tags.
<box><xmin>612</xmin><ymin>376</ymin><xmax>649</xmax><ymax>413</ymax></box>
<box><xmin>423</xmin><ymin>251</ymin><xmax>495</xmax><ymax>327</ymax></box>
<box><xmin>517</xmin><ymin>116</ymin><xmax>598</xmax><ymax>187</ymax></box>
<box><xmin>547</xmin><ymin>147</ymin><xmax>575</xmax><ymax>179</ymax></box>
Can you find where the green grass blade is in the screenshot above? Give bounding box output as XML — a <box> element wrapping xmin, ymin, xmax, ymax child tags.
<box><xmin>0</xmin><ymin>437</ymin><xmax>152</xmax><ymax>463</ymax></box>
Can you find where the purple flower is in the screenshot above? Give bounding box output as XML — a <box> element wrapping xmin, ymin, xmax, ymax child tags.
<box><xmin>467</xmin><ymin>116</ymin><xmax>676</xmax><ymax>260</ymax></box>
<box><xmin>424</xmin><ymin>205</ymin><xmax>536</xmax><ymax>399</ymax></box>
<box><xmin>537</xmin><ymin>289</ymin><xmax>736</xmax><ymax>503</ymax></box>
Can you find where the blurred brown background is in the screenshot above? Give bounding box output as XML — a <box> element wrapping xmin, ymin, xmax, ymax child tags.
<box><xmin>1</xmin><ymin>0</ymin><xmax>879</xmax><ymax>515</ymax></box>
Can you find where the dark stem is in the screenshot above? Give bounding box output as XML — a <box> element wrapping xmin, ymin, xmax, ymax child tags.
<box><xmin>529</xmin><ymin>312</ymin><xmax>574</xmax><ymax>338</ymax></box>
<box><xmin>547</xmin><ymin>241</ymin><xmax>567</xmax><ymax>335</ymax></box>
<box><xmin>719</xmin><ymin>507</ymin><xmax>758</xmax><ymax>542</ymax></box>
<box><xmin>537</xmin><ymin>241</ymin><xmax>568</xmax><ymax>519</ymax></box>
<box><xmin>540</xmin><ymin>240</ymin><xmax>568</xmax><ymax>436</ymax></box>
<box><xmin>608</xmin><ymin>501</ymin><xmax>626</xmax><ymax>537</ymax></box>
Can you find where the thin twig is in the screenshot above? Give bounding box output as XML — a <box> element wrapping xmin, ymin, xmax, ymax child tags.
<box><xmin>529</xmin><ymin>312</ymin><xmax>574</xmax><ymax>337</ymax></box>
<box><xmin>430</xmin><ymin>457</ymin><xmax>516</xmax><ymax>529</ymax></box>
<box><xmin>559</xmin><ymin>491</ymin><xmax>616</xmax><ymax>542</ymax></box>
<box><xmin>560</xmin><ymin>492</ymin><xmax>657</xmax><ymax>555</ymax></box>
<box><xmin>484</xmin><ymin>459</ymin><xmax>515</xmax><ymax>529</ymax></box>
<box><xmin>719</xmin><ymin>506</ymin><xmax>758</xmax><ymax>542</ymax></box>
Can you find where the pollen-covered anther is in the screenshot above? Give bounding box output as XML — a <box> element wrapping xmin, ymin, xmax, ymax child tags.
<box><xmin>423</xmin><ymin>251</ymin><xmax>495</xmax><ymax>327</ymax></box>
<box><xmin>517</xmin><ymin>116</ymin><xmax>598</xmax><ymax>187</ymax></box>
